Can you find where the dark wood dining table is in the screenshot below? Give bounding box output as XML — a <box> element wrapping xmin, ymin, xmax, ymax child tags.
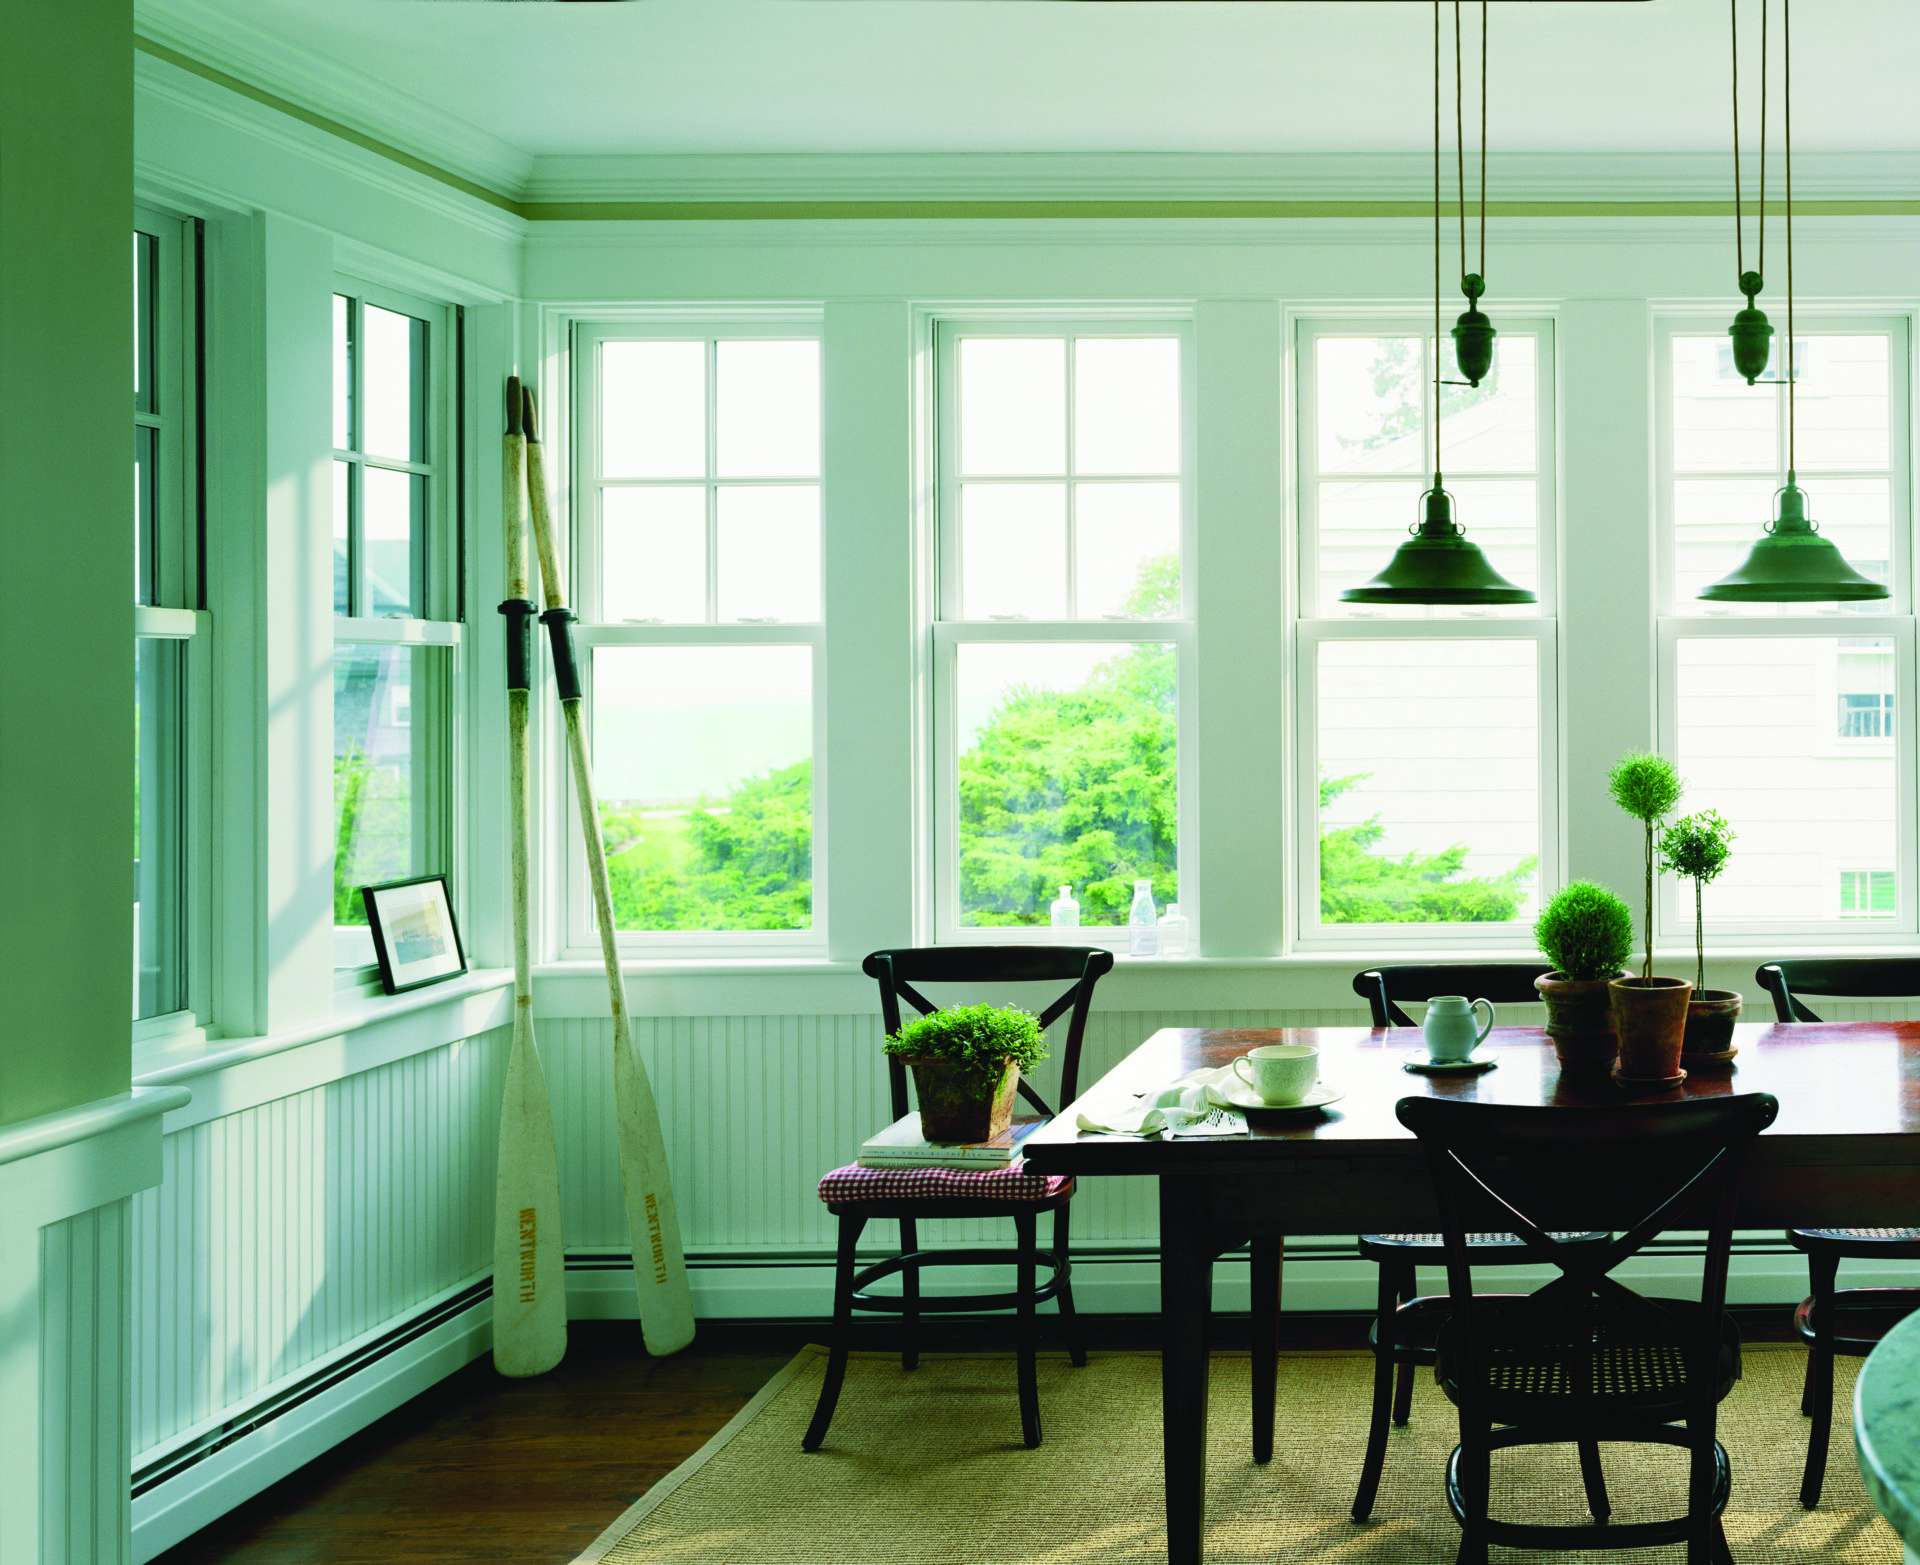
<box><xmin>1020</xmin><ymin>1021</ymin><xmax>1920</xmax><ymax>1565</ymax></box>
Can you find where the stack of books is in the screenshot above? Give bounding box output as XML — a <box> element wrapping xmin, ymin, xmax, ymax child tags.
<box><xmin>856</xmin><ymin>1114</ymin><xmax>1045</xmax><ymax>1170</ymax></box>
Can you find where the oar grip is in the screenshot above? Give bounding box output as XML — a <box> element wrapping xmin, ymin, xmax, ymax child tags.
<box><xmin>498</xmin><ymin>597</ymin><xmax>536</xmax><ymax>692</ymax></box>
<box><xmin>540</xmin><ymin>606</ymin><xmax>582</xmax><ymax>702</ymax></box>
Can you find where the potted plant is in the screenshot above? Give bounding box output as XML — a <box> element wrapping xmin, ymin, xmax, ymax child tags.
<box><xmin>1607</xmin><ymin>750</ymin><xmax>1692</xmax><ymax>1085</ymax></box>
<box><xmin>1659</xmin><ymin>808</ymin><xmax>1742</xmax><ymax>1061</ymax></box>
<box><xmin>1533</xmin><ymin>880</ymin><xmax>1635</xmax><ymax>1069</ymax></box>
<box><xmin>884</xmin><ymin>1003</ymin><xmax>1050</xmax><ymax>1144</ymax></box>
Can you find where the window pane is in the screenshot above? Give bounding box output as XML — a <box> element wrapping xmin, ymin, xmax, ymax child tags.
<box><xmin>1676</xmin><ymin>476</ymin><xmax>1890</xmax><ymax>611</ymax></box>
<box><xmin>593</xmin><ymin>645</ymin><xmax>812</xmax><ymax>931</ymax></box>
<box><xmin>361</xmin><ymin>304</ymin><xmax>426</xmax><ymax>463</ymax></box>
<box><xmin>334</xmin><ymin>645</ymin><xmax>430</xmax><ymax>939</ymax></box>
<box><xmin>135</xmin><ymin>638</ymin><xmax>185</xmax><ymax>1019</ymax></box>
<box><xmin>603</xmin><ymin>486</ymin><xmax>706</xmax><ymax>622</ymax></box>
<box><xmin>332</xmin><ymin>293</ymin><xmax>352</xmax><ymax>450</ymax></box>
<box><xmin>1075</xmin><ymin>338</ymin><xmax>1179</xmax><ymax>475</ymax></box>
<box><xmin>603</xmin><ymin>340</ymin><xmax>705</xmax><ymax>479</ymax></box>
<box><xmin>1438</xmin><ymin>334</ymin><xmax>1536</xmax><ymax>474</ymax></box>
<box><xmin>134</xmin><ymin>233</ymin><xmax>156</xmax><ymax>416</ymax></box>
<box><xmin>1672</xmin><ymin>335</ymin><xmax>1778</xmax><ymax>473</ymax></box>
<box><xmin>363</xmin><ymin>466</ymin><xmax>423</xmax><ymax>617</ymax></box>
<box><xmin>960</xmin><ymin>483</ymin><xmax>1067</xmax><ymax>619</ymax></box>
<box><xmin>136</xmin><ymin>425</ymin><xmax>157</xmax><ymax>608</ymax></box>
<box><xmin>959</xmin><ymin>338</ymin><xmax>1065</xmax><ymax>476</ymax></box>
<box><xmin>716</xmin><ymin>340</ymin><xmax>819</xmax><ymax>478</ymax></box>
<box><xmin>1675</xmin><ymin>636</ymin><xmax>1898</xmax><ymax>923</ymax></box>
<box><xmin>717</xmin><ymin>485</ymin><xmax>820</xmax><ymax>622</ymax></box>
<box><xmin>1316</xmin><ymin>336</ymin><xmax>1425</xmax><ymax>476</ymax></box>
<box><xmin>1074</xmin><ymin>482</ymin><xmax>1180</xmax><ymax>618</ymax></box>
<box><xmin>955</xmin><ymin>641</ymin><xmax>1176</xmax><ymax>927</ymax></box>
<box><xmin>333</xmin><ymin>460</ymin><xmax>352</xmax><ymax>616</ymax></box>
<box><xmin>1794</xmin><ymin>335</ymin><xmax>1891</xmax><ymax>471</ymax></box>
<box><xmin>1316</xmin><ymin>640</ymin><xmax>1539</xmax><ymax>925</ymax></box>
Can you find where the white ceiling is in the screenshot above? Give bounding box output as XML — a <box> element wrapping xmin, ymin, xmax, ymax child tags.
<box><xmin>150</xmin><ymin>0</ymin><xmax>1920</xmax><ymax>164</ymax></box>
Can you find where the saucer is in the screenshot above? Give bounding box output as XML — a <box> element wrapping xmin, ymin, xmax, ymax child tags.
<box><xmin>1220</xmin><ymin>1081</ymin><xmax>1344</xmax><ymax>1113</ymax></box>
<box><xmin>1403</xmin><ymin>1052</ymin><xmax>1498</xmax><ymax>1074</ymax></box>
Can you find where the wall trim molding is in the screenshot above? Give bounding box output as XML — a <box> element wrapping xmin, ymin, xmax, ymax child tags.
<box><xmin>0</xmin><ymin>1085</ymin><xmax>191</xmax><ymax>1173</ymax></box>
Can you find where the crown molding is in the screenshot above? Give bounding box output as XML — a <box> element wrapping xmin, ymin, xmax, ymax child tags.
<box><xmin>524</xmin><ymin>150</ymin><xmax>1920</xmax><ymax>207</ymax></box>
<box><xmin>135</xmin><ymin>0</ymin><xmax>533</xmax><ymax>200</ymax></box>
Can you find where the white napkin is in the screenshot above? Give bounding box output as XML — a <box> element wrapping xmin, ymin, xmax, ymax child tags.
<box><xmin>1075</xmin><ymin>1065</ymin><xmax>1247</xmax><ymax>1138</ymax></box>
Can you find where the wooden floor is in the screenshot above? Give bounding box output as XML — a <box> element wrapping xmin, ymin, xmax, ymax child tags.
<box><xmin>151</xmin><ymin>1309</ymin><xmax>1802</xmax><ymax>1565</ymax></box>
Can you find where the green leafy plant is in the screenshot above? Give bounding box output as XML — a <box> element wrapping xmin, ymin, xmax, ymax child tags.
<box><xmin>1534</xmin><ymin>880</ymin><xmax>1634</xmax><ymax>982</ymax></box>
<box><xmin>1659</xmin><ymin>809</ymin><xmax>1735</xmax><ymax>991</ymax></box>
<box><xmin>883</xmin><ymin>1003</ymin><xmax>1050</xmax><ymax>1078</ymax></box>
<box><xmin>1608</xmin><ymin>750</ymin><xmax>1684</xmax><ymax>980</ymax></box>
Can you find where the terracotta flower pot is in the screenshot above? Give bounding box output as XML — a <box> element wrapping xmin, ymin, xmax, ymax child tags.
<box><xmin>904</xmin><ymin>1055</ymin><xmax>1020</xmax><ymax>1144</ymax></box>
<box><xmin>1682</xmin><ymin>989</ymin><xmax>1744</xmax><ymax>1063</ymax></box>
<box><xmin>1535</xmin><ymin>972</ymin><xmax>1621</xmax><ymax>1070</ymax></box>
<box><xmin>1609</xmin><ymin>976</ymin><xmax>1693</xmax><ymax>1087</ymax></box>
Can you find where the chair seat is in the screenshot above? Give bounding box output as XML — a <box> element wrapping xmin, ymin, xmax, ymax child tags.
<box><xmin>817</xmin><ymin>1162</ymin><xmax>1073</xmax><ymax>1204</ymax></box>
<box><xmin>1362</xmin><ymin>1229</ymin><xmax>1606</xmax><ymax>1262</ymax></box>
<box><xmin>1437</xmin><ymin>1296</ymin><xmax>1741</xmax><ymax>1425</ymax></box>
<box><xmin>1789</xmin><ymin>1226</ymin><xmax>1920</xmax><ymax>1252</ymax></box>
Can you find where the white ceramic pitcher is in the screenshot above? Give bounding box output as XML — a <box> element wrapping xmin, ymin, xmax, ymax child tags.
<box><xmin>1423</xmin><ymin>995</ymin><xmax>1494</xmax><ymax>1062</ymax></box>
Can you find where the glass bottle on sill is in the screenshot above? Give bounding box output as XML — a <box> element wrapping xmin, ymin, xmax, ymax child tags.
<box><xmin>1157</xmin><ymin>902</ymin><xmax>1189</xmax><ymax>958</ymax></box>
<box><xmin>1049</xmin><ymin>885</ymin><xmax>1080</xmax><ymax>928</ymax></box>
<box><xmin>1128</xmin><ymin>879</ymin><xmax>1159</xmax><ymax>957</ymax></box>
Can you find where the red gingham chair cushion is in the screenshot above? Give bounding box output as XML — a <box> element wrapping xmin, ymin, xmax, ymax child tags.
<box><xmin>817</xmin><ymin>1162</ymin><xmax>1071</xmax><ymax>1204</ymax></box>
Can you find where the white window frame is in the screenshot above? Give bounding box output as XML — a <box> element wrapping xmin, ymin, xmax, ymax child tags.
<box><xmin>331</xmin><ymin>277</ymin><xmax>462</xmax><ymax>975</ymax></box>
<box><xmin>1654</xmin><ymin>313</ymin><xmax>1915</xmax><ymax>945</ymax></box>
<box><xmin>1292</xmin><ymin>314</ymin><xmax>1560</xmax><ymax>951</ymax></box>
<box><xmin>928</xmin><ymin>312</ymin><xmax>1198</xmax><ymax>951</ymax></box>
<box><xmin>133</xmin><ymin>203</ymin><xmax>212</xmax><ymax>1044</ymax></box>
<box><xmin>567</xmin><ymin>316</ymin><xmax>828</xmax><ymax>961</ymax></box>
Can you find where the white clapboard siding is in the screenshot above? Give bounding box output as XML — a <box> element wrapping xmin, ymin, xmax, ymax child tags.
<box><xmin>131</xmin><ymin>1028</ymin><xmax>507</xmax><ymax>1462</ymax></box>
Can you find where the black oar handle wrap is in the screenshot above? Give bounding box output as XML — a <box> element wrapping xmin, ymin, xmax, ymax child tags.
<box><xmin>540</xmin><ymin>606</ymin><xmax>582</xmax><ymax>702</ymax></box>
<box><xmin>498</xmin><ymin>597</ymin><xmax>536</xmax><ymax>692</ymax></box>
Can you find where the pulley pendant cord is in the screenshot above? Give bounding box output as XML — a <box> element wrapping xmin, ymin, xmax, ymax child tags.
<box><xmin>1731</xmin><ymin>0</ymin><xmax>1743</xmax><ymax>278</ymax></box>
<box><xmin>1784</xmin><ymin>0</ymin><xmax>1795</xmax><ymax>471</ymax></box>
<box><xmin>1759</xmin><ymin>0</ymin><xmax>1768</xmax><ymax>282</ymax></box>
<box><xmin>1455</xmin><ymin>1</ymin><xmax>1466</xmax><ymax>289</ymax></box>
<box><xmin>1433</xmin><ymin>0</ymin><xmax>1442</xmax><ymax>488</ymax></box>
<box><xmin>1479</xmin><ymin>0</ymin><xmax>1487</xmax><ymax>279</ymax></box>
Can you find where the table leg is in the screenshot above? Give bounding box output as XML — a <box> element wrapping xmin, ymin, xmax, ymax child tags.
<box><xmin>1160</xmin><ymin>1177</ymin><xmax>1215</xmax><ymax>1565</ymax></box>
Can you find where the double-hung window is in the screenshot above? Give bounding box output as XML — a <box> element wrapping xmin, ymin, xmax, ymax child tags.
<box><xmin>572</xmin><ymin>321</ymin><xmax>823</xmax><ymax>954</ymax></box>
<box><xmin>1658</xmin><ymin>317</ymin><xmax>1913</xmax><ymax>933</ymax></box>
<box><xmin>331</xmin><ymin>283</ymin><xmax>460</xmax><ymax>970</ymax></box>
<box><xmin>133</xmin><ymin>205</ymin><xmax>205</xmax><ymax>1025</ymax></box>
<box><xmin>1295</xmin><ymin>319</ymin><xmax>1557</xmax><ymax>945</ymax></box>
<box><xmin>931</xmin><ymin>319</ymin><xmax>1194</xmax><ymax>946</ymax></box>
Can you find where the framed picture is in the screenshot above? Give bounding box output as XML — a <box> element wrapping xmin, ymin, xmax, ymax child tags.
<box><xmin>361</xmin><ymin>874</ymin><xmax>467</xmax><ymax>995</ymax></box>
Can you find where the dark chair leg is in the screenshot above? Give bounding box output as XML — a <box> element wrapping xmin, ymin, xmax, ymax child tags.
<box><xmin>1052</xmin><ymin>1204</ymin><xmax>1088</xmax><ymax>1368</ymax></box>
<box><xmin>1576</xmin><ymin>1438</ymin><xmax>1611</xmax><ymax>1522</ymax></box>
<box><xmin>803</xmin><ymin>1212</ymin><xmax>868</xmax><ymax>1451</ymax></box>
<box><xmin>1389</xmin><ymin>1259</ymin><xmax>1418</xmax><ymax>1426</ymax></box>
<box><xmin>1250</xmin><ymin>1236</ymin><xmax>1282</xmax><ymax>1465</ymax></box>
<box><xmin>1451</xmin><ymin>1421</ymin><xmax>1491</xmax><ymax>1565</ymax></box>
<box><xmin>1799</xmin><ymin>1337</ymin><xmax>1814</xmax><ymax>1415</ymax></box>
<box><xmin>1352</xmin><ymin>1255</ymin><xmax>1399</xmax><ymax>1521</ymax></box>
<box><xmin>1016</xmin><ymin>1210</ymin><xmax>1042</xmax><ymax>1448</ymax></box>
<box><xmin>1801</xmin><ymin>1249</ymin><xmax>1841</xmax><ymax>1509</ymax></box>
<box><xmin>1711</xmin><ymin>1517</ymin><xmax>1735</xmax><ymax>1565</ymax></box>
<box><xmin>1686</xmin><ymin>1424</ymin><xmax>1720</xmax><ymax>1565</ymax></box>
<box><xmin>899</xmin><ymin>1216</ymin><xmax>920</xmax><ymax>1372</ymax></box>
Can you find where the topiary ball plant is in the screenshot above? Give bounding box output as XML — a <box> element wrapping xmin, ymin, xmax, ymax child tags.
<box><xmin>1608</xmin><ymin>750</ymin><xmax>1684</xmax><ymax>980</ymax></box>
<box><xmin>1534</xmin><ymin>880</ymin><xmax>1635</xmax><ymax>982</ymax></box>
<box><xmin>1659</xmin><ymin>809</ymin><xmax>1735</xmax><ymax>992</ymax></box>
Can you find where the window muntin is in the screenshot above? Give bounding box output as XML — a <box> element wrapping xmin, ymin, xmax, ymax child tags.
<box><xmin>332</xmin><ymin>282</ymin><xmax>458</xmax><ymax>970</ymax></box>
<box><xmin>1840</xmin><ymin>869</ymin><xmax>1897</xmax><ymax>920</ymax></box>
<box><xmin>575</xmin><ymin>323</ymin><xmax>824</xmax><ymax>948</ymax></box>
<box><xmin>933</xmin><ymin>319</ymin><xmax>1193</xmax><ymax>947</ymax></box>
<box><xmin>1296</xmin><ymin>319</ymin><xmax>1556</xmax><ymax>943</ymax></box>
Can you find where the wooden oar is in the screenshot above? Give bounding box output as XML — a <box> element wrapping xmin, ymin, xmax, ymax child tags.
<box><xmin>522</xmin><ymin>385</ymin><xmax>696</xmax><ymax>1357</ymax></box>
<box><xmin>492</xmin><ymin>377</ymin><xmax>567</xmax><ymax>1377</ymax></box>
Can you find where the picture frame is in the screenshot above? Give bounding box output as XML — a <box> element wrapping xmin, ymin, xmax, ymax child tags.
<box><xmin>361</xmin><ymin>874</ymin><xmax>467</xmax><ymax>995</ymax></box>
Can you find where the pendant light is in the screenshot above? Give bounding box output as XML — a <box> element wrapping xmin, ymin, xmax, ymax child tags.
<box><xmin>1700</xmin><ymin>0</ymin><xmax>1888</xmax><ymax>604</ymax></box>
<box><xmin>1343</xmin><ymin>1</ymin><xmax>1533</xmax><ymax>608</ymax></box>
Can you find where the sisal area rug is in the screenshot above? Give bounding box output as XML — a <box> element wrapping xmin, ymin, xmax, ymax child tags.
<box><xmin>573</xmin><ymin>1345</ymin><xmax>1899</xmax><ymax>1564</ymax></box>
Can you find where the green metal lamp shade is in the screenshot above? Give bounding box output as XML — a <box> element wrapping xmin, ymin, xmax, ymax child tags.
<box><xmin>1698</xmin><ymin>478</ymin><xmax>1889</xmax><ymax>602</ymax></box>
<box><xmin>1340</xmin><ymin>486</ymin><xmax>1537</xmax><ymax>606</ymax></box>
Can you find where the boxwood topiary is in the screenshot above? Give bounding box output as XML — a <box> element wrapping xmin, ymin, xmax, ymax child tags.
<box><xmin>883</xmin><ymin>1003</ymin><xmax>1050</xmax><ymax>1078</ymax></box>
<box><xmin>1534</xmin><ymin>880</ymin><xmax>1635</xmax><ymax>982</ymax></box>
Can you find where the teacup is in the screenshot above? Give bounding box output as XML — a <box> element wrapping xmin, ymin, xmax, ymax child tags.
<box><xmin>1232</xmin><ymin>1044</ymin><xmax>1319</xmax><ymax>1105</ymax></box>
<box><xmin>1423</xmin><ymin>995</ymin><xmax>1495</xmax><ymax>1062</ymax></box>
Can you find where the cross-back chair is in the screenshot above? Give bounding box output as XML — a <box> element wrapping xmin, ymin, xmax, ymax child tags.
<box><xmin>1756</xmin><ymin>958</ymin><xmax>1920</xmax><ymax>1508</ymax></box>
<box><xmin>1397</xmin><ymin>1091</ymin><xmax>1779</xmax><ymax>1565</ymax></box>
<box><xmin>803</xmin><ymin>945</ymin><xmax>1114</xmax><ymax>1452</ymax></box>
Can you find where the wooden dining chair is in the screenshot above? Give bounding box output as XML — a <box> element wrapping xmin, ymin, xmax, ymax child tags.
<box><xmin>802</xmin><ymin>945</ymin><xmax>1113</xmax><ymax>1453</ymax></box>
<box><xmin>1316</xmin><ymin>963</ymin><xmax>1606</xmax><ymax>1523</ymax></box>
<box><xmin>1398</xmin><ymin>1090</ymin><xmax>1779</xmax><ymax>1565</ymax></box>
<box><xmin>1756</xmin><ymin>958</ymin><xmax>1920</xmax><ymax>1508</ymax></box>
